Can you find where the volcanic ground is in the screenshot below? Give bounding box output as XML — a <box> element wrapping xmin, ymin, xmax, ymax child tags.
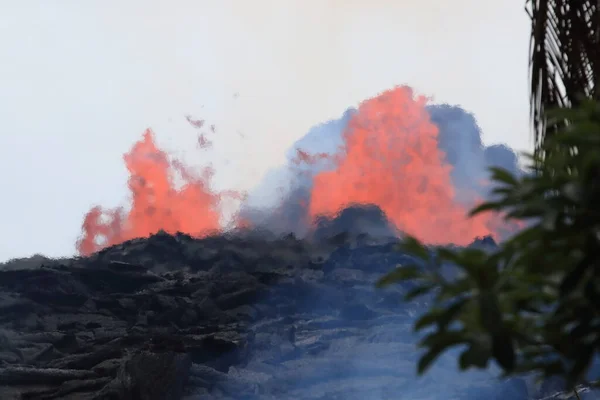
<box><xmin>0</xmin><ymin>215</ymin><xmax>581</xmax><ymax>400</ymax></box>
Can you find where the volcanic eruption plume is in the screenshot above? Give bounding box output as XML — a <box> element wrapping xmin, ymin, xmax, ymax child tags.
<box><xmin>77</xmin><ymin>85</ymin><xmax>522</xmax><ymax>255</ymax></box>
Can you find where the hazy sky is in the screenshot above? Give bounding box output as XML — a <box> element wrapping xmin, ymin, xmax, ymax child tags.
<box><xmin>0</xmin><ymin>1</ymin><xmax>531</xmax><ymax>261</ymax></box>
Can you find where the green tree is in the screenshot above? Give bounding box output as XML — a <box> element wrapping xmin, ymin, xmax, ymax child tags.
<box><xmin>377</xmin><ymin>101</ymin><xmax>600</xmax><ymax>397</ymax></box>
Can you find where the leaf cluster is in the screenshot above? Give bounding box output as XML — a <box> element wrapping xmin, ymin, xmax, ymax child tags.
<box><xmin>377</xmin><ymin>100</ymin><xmax>600</xmax><ymax>389</ymax></box>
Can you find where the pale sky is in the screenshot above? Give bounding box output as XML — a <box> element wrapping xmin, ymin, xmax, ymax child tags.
<box><xmin>0</xmin><ymin>0</ymin><xmax>531</xmax><ymax>261</ymax></box>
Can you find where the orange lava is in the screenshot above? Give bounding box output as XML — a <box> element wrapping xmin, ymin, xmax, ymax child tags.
<box><xmin>77</xmin><ymin>129</ymin><xmax>222</xmax><ymax>255</ymax></box>
<box><xmin>307</xmin><ymin>86</ymin><xmax>497</xmax><ymax>245</ymax></box>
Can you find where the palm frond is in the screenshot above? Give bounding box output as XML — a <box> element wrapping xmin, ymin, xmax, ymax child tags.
<box><xmin>527</xmin><ymin>0</ymin><xmax>600</xmax><ymax>152</ymax></box>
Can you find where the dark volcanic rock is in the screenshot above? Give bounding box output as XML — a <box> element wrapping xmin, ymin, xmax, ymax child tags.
<box><xmin>311</xmin><ymin>204</ymin><xmax>399</xmax><ymax>241</ymax></box>
<box><xmin>95</xmin><ymin>351</ymin><xmax>191</xmax><ymax>400</ymax></box>
<box><xmin>0</xmin><ymin>232</ymin><xmax>590</xmax><ymax>399</ymax></box>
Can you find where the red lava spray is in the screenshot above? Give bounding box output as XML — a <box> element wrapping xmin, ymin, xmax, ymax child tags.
<box><xmin>306</xmin><ymin>86</ymin><xmax>498</xmax><ymax>245</ymax></box>
<box><xmin>77</xmin><ymin>129</ymin><xmax>223</xmax><ymax>255</ymax></box>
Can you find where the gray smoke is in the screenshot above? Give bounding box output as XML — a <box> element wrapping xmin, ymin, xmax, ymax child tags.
<box><xmin>428</xmin><ymin>104</ymin><xmax>522</xmax><ymax>205</ymax></box>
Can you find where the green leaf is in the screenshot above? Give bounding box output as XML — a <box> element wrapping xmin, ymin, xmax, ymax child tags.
<box><xmin>419</xmin><ymin>330</ymin><xmax>467</xmax><ymax>348</ymax></box>
<box><xmin>459</xmin><ymin>342</ymin><xmax>490</xmax><ymax>369</ymax></box>
<box><xmin>491</xmin><ymin>332</ymin><xmax>515</xmax><ymax>371</ymax></box>
<box><xmin>469</xmin><ymin>202</ymin><xmax>504</xmax><ymax>216</ymax></box>
<box><xmin>442</xmin><ymin>249</ymin><xmax>490</xmax><ymax>286</ymax></box>
<box><xmin>489</xmin><ymin>167</ymin><xmax>519</xmax><ymax>187</ymax></box>
<box><xmin>438</xmin><ymin>277</ymin><xmax>472</xmax><ymax>299</ymax></box>
<box><xmin>566</xmin><ymin>345</ymin><xmax>594</xmax><ymax>389</ymax></box>
<box><xmin>417</xmin><ymin>331</ymin><xmax>467</xmax><ymax>374</ymax></box>
<box><xmin>436</xmin><ymin>298</ymin><xmax>470</xmax><ymax>330</ymax></box>
<box><xmin>400</xmin><ymin>236</ymin><xmax>431</xmax><ymax>261</ymax></box>
<box><xmin>559</xmin><ymin>256</ymin><xmax>590</xmax><ymax>296</ymax></box>
<box><xmin>436</xmin><ymin>248</ymin><xmax>462</xmax><ymax>264</ymax></box>
<box><xmin>418</xmin><ymin>346</ymin><xmax>445</xmax><ymax>375</ymax></box>
<box><xmin>404</xmin><ymin>284</ymin><xmax>436</xmax><ymax>300</ymax></box>
<box><xmin>414</xmin><ymin>310</ymin><xmax>442</xmax><ymax>331</ymax></box>
<box><xmin>584</xmin><ymin>280</ymin><xmax>600</xmax><ymax>305</ymax></box>
<box><xmin>562</xmin><ymin>182</ymin><xmax>582</xmax><ymax>203</ymax></box>
<box><xmin>479</xmin><ymin>291</ymin><xmax>503</xmax><ymax>334</ymax></box>
<box><xmin>376</xmin><ymin>265</ymin><xmax>422</xmax><ymax>288</ymax></box>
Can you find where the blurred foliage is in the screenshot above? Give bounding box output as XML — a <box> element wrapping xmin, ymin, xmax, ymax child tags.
<box><xmin>377</xmin><ymin>100</ymin><xmax>600</xmax><ymax>391</ymax></box>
